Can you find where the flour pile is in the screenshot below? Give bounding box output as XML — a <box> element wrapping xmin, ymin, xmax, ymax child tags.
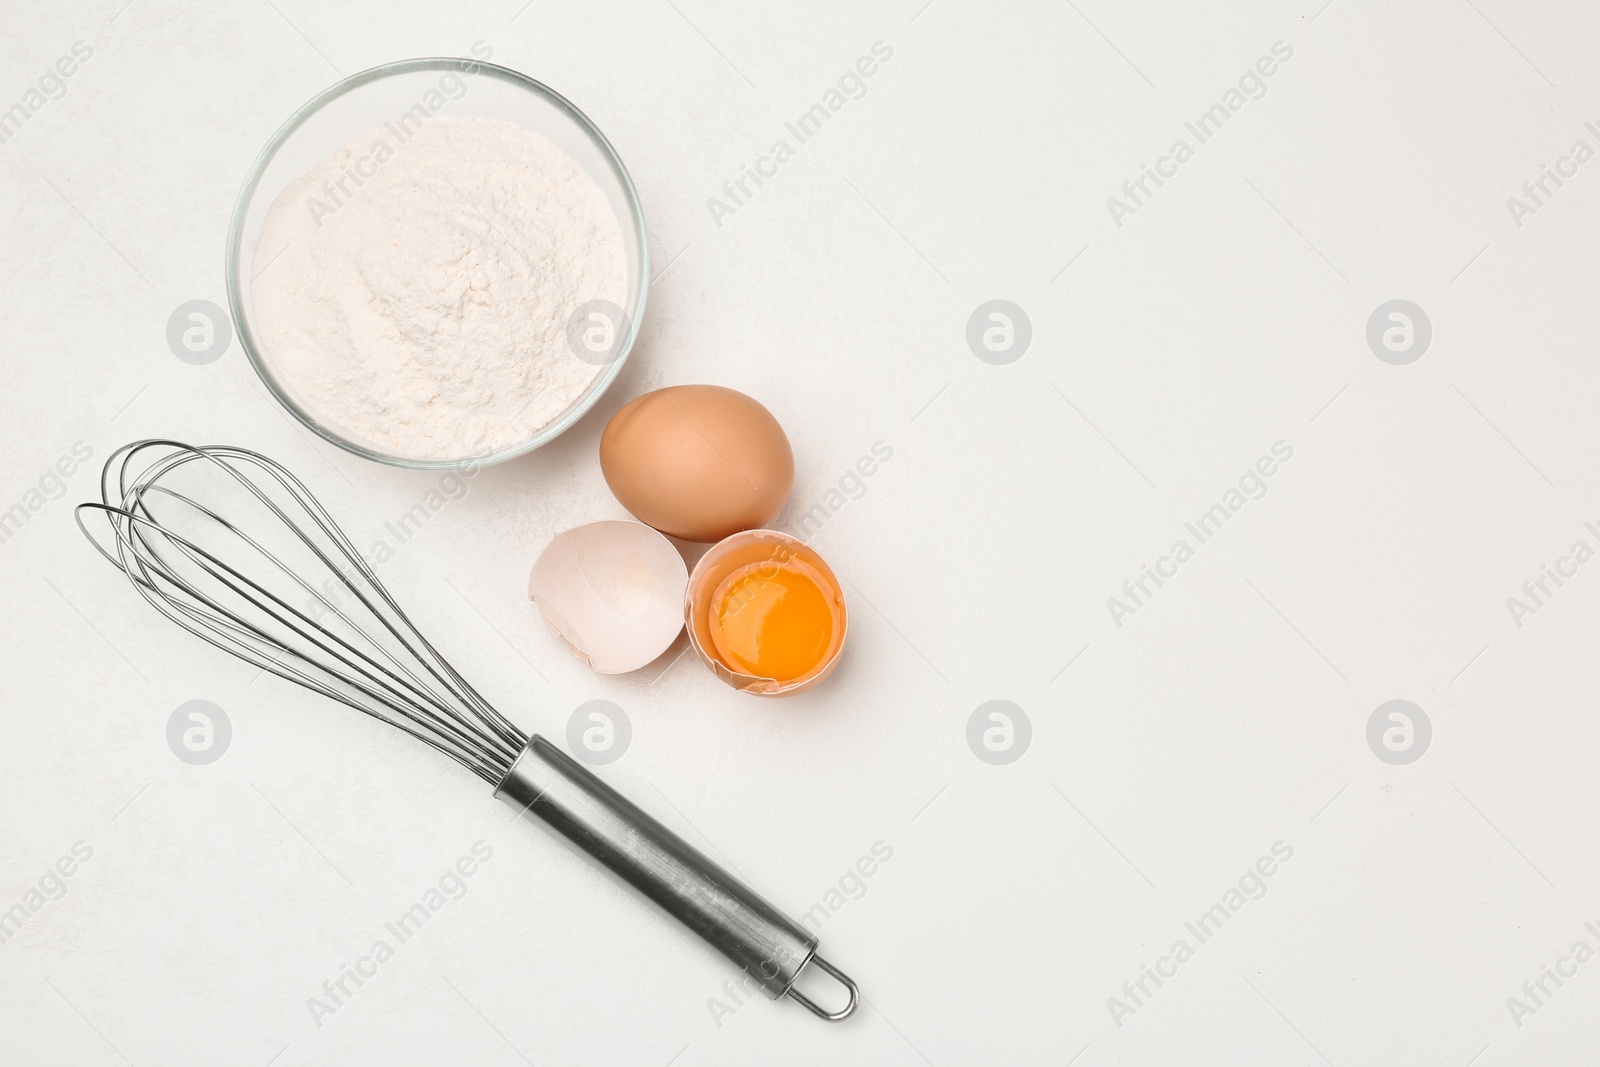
<box><xmin>252</xmin><ymin>115</ymin><xmax>628</xmax><ymax>459</ymax></box>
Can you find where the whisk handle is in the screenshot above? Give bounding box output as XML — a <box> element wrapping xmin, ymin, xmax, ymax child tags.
<box><xmin>496</xmin><ymin>736</ymin><xmax>856</xmax><ymax>1018</ymax></box>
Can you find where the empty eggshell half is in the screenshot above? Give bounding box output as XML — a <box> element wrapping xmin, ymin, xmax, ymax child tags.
<box><xmin>530</xmin><ymin>520</ymin><xmax>688</xmax><ymax>674</ymax></box>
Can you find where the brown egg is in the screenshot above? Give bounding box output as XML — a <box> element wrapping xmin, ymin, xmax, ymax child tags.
<box><xmin>600</xmin><ymin>385</ymin><xmax>794</xmax><ymax>543</ymax></box>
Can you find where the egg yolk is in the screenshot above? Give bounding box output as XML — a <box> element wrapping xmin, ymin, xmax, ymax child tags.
<box><xmin>707</xmin><ymin>558</ymin><xmax>838</xmax><ymax>682</ymax></box>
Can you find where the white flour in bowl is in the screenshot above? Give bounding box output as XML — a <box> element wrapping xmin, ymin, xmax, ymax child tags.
<box><xmin>252</xmin><ymin>115</ymin><xmax>628</xmax><ymax>460</ymax></box>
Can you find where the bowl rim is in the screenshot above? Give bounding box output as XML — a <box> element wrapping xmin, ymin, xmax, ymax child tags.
<box><xmin>225</xmin><ymin>56</ymin><xmax>650</xmax><ymax>471</ymax></box>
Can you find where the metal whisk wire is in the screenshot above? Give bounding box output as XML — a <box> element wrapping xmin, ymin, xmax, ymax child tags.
<box><xmin>75</xmin><ymin>441</ymin><xmax>526</xmax><ymax>784</ymax></box>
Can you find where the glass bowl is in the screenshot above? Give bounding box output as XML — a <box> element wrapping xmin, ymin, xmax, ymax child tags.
<box><xmin>226</xmin><ymin>58</ymin><xmax>649</xmax><ymax>470</ymax></box>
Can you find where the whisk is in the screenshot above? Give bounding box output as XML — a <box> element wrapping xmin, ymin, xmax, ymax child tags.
<box><xmin>77</xmin><ymin>441</ymin><xmax>858</xmax><ymax>1021</ymax></box>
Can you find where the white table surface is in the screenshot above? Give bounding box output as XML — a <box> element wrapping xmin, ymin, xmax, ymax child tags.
<box><xmin>4</xmin><ymin>1</ymin><xmax>1599</xmax><ymax>1063</ymax></box>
